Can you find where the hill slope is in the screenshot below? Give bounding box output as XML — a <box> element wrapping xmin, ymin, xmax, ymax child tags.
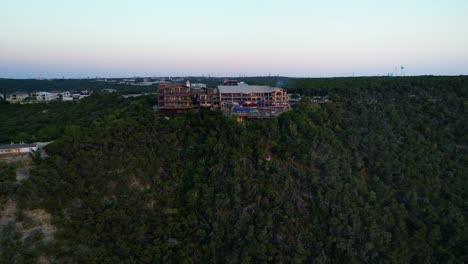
<box><xmin>2</xmin><ymin>76</ymin><xmax>467</xmax><ymax>263</ymax></box>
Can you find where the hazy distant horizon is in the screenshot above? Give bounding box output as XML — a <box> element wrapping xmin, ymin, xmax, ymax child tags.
<box><xmin>2</xmin><ymin>74</ymin><xmax>467</xmax><ymax>80</ymax></box>
<box><xmin>2</xmin><ymin>0</ymin><xmax>467</xmax><ymax>78</ymax></box>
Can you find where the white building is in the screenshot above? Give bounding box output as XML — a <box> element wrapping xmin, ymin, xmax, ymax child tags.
<box><xmin>62</xmin><ymin>91</ymin><xmax>73</xmax><ymax>101</ymax></box>
<box><xmin>0</xmin><ymin>143</ymin><xmax>38</xmax><ymax>155</ymax></box>
<box><xmin>6</xmin><ymin>92</ymin><xmax>29</xmax><ymax>102</ymax></box>
<box><xmin>36</xmin><ymin>92</ymin><xmax>59</xmax><ymax>101</ymax></box>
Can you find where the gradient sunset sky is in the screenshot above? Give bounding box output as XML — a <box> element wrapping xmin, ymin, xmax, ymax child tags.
<box><xmin>1</xmin><ymin>0</ymin><xmax>467</xmax><ymax>78</ymax></box>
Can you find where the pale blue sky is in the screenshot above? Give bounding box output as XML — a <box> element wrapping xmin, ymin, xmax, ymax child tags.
<box><xmin>1</xmin><ymin>0</ymin><xmax>467</xmax><ymax>78</ymax></box>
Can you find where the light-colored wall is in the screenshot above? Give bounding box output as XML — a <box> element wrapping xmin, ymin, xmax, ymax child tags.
<box><xmin>6</xmin><ymin>93</ymin><xmax>29</xmax><ymax>101</ymax></box>
<box><xmin>0</xmin><ymin>146</ymin><xmax>37</xmax><ymax>155</ymax></box>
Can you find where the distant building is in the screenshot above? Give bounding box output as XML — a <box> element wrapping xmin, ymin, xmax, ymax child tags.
<box><xmin>6</xmin><ymin>92</ymin><xmax>29</xmax><ymax>102</ymax></box>
<box><xmin>0</xmin><ymin>143</ymin><xmax>37</xmax><ymax>155</ymax></box>
<box><xmin>61</xmin><ymin>91</ymin><xmax>71</xmax><ymax>100</ymax></box>
<box><xmin>80</xmin><ymin>90</ymin><xmax>92</xmax><ymax>99</ymax></box>
<box><xmin>72</xmin><ymin>92</ymin><xmax>81</xmax><ymax>100</ymax></box>
<box><xmin>36</xmin><ymin>92</ymin><xmax>59</xmax><ymax>101</ymax></box>
<box><xmin>67</xmin><ymin>90</ymin><xmax>93</xmax><ymax>100</ymax></box>
<box><xmin>223</xmin><ymin>79</ymin><xmax>239</xmax><ymax>86</ymax></box>
<box><xmin>61</xmin><ymin>91</ymin><xmax>73</xmax><ymax>101</ymax></box>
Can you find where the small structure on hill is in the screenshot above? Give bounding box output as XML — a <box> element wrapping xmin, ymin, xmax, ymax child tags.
<box><xmin>36</xmin><ymin>92</ymin><xmax>60</xmax><ymax>101</ymax></box>
<box><xmin>0</xmin><ymin>143</ymin><xmax>38</xmax><ymax>155</ymax></box>
<box><xmin>6</xmin><ymin>92</ymin><xmax>30</xmax><ymax>102</ymax></box>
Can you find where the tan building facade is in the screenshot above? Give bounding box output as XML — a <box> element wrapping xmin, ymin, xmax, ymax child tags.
<box><xmin>217</xmin><ymin>84</ymin><xmax>289</xmax><ymax>110</ymax></box>
<box><xmin>157</xmin><ymin>81</ymin><xmax>289</xmax><ymax>118</ymax></box>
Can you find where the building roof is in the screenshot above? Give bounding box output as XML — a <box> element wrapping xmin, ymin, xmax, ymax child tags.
<box><xmin>0</xmin><ymin>144</ymin><xmax>37</xmax><ymax>150</ymax></box>
<box><xmin>217</xmin><ymin>84</ymin><xmax>282</xmax><ymax>94</ymax></box>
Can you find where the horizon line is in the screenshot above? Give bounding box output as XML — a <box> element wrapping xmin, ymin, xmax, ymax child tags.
<box><xmin>1</xmin><ymin>74</ymin><xmax>468</xmax><ymax>80</ymax></box>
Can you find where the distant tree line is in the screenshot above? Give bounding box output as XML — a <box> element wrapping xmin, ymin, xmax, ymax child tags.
<box><xmin>0</xmin><ymin>79</ymin><xmax>155</xmax><ymax>95</ymax></box>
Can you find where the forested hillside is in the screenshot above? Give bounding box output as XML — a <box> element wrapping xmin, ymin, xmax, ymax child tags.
<box><xmin>1</xmin><ymin>76</ymin><xmax>467</xmax><ymax>263</ymax></box>
<box><xmin>0</xmin><ymin>93</ymin><xmax>157</xmax><ymax>144</ymax></box>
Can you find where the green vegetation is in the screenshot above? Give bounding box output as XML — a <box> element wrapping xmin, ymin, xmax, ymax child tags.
<box><xmin>0</xmin><ymin>93</ymin><xmax>157</xmax><ymax>144</ymax></box>
<box><xmin>1</xmin><ymin>76</ymin><xmax>467</xmax><ymax>263</ymax></box>
<box><xmin>0</xmin><ymin>164</ymin><xmax>17</xmax><ymax>195</ymax></box>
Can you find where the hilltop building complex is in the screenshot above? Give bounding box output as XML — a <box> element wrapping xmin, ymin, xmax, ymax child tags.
<box><xmin>157</xmin><ymin>80</ymin><xmax>289</xmax><ymax>120</ymax></box>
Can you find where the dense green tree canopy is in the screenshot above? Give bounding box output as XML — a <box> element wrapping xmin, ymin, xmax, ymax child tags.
<box><xmin>1</xmin><ymin>76</ymin><xmax>467</xmax><ymax>263</ymax></box>
<box><xmin>0</xmin><ymin>93</ymin><xmax>157</xmax><ymax>144</ymax></box>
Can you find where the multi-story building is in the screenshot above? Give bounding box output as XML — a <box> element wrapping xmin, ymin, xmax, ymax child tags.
<box><xmin>157</xmin><ymin>80</ymin><xmax>289</xmax><ymax>119</ymax></box>
<box><xmin>157</xmin><ymin>82</ymin><xmax>217</xmax><ymax>112</ymax></box>
<box><xmin>158</xmin><ymin>84</ymin><xmax>194</xmax><ymax>111</ymax></box>
<box><xmin>217</xmin><ymin>83</ymin><xmax>289</xmax><ymax>110</ymax></box>
<box><xmin>193</xmin><ymin>87</ymin><xmax>218</xmax><ymax>108</ymax></box>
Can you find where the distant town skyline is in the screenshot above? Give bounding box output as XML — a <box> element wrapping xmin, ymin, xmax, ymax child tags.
<box><xmin>1</xmin><ymin>0</ymin><xmax>468</xmax><ymax>78</ymax></box>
